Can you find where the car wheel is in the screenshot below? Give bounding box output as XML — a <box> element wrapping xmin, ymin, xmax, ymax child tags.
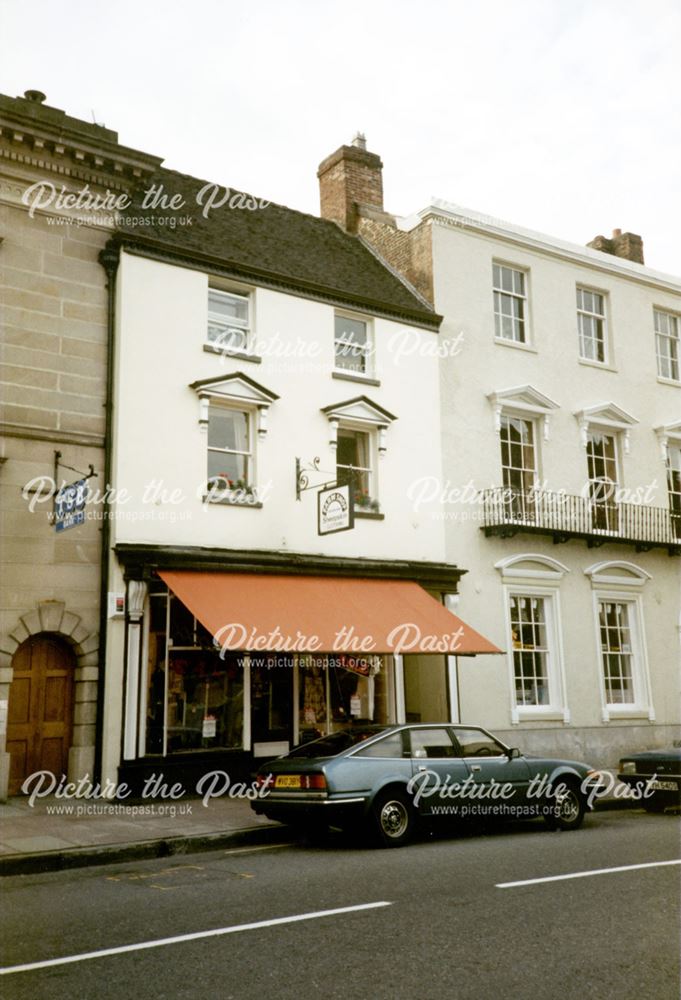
<box><xmin>548</xmin><ymin>780</ymin><xmax>585</xmax><ymax>831</ymax></box>
<box><xmin>370</xmin><ymin>788</ymin><xmax>414</xmax><ymax>848</ymax></box>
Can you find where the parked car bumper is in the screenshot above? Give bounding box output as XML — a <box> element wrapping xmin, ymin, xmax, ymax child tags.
<box><xmin>252</xmin><ymin>791</ymin><xmax>368</xmax><ymax>824</ymax></box>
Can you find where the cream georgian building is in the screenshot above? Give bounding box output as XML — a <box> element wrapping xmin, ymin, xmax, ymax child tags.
<box><xmin>318</xmin><ymin>136</ymin><xmax>681</xmax><ymax>766</ymax></box>
<box><xmin>99</xmin><ymin>168</ymin><xmax>498</xmax><ymax>791</ymax></box>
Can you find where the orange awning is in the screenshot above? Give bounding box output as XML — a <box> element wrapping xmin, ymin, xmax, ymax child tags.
<box><xmin>158</xmin><ymin>571</ymin><xmax>501</xmax><ymax>656</ymax></box>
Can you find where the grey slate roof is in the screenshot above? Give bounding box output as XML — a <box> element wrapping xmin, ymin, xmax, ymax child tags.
<box><xmin>114</xmin><ymin>168</ymin><xmax>439</xmax><ymax>328</ymax></box>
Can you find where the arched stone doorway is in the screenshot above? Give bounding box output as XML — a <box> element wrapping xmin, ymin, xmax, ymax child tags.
<box><xmin>0</xmin><ymin>599</ymin><xmax>99</xmax><ymax>800</ymax></box>
<box><xmin>7</xmin><ymin>635</ymin><xmax>75</xmax><ymax>795</ymax></box>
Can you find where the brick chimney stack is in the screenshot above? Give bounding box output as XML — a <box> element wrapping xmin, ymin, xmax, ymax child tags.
<box><xmin>587</xmin><ymin>228</ymin><xmax>644</xmax><ymax>265</ymax></box>
<box><xmin>318</xmin><ymin>133</ymin><xmax>384</xmax><ymax>233</ymax></box>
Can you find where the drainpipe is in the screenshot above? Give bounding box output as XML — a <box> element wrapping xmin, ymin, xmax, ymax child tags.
<box><xmin>94</xmin><ymin>242</ymin><xmax>120</xmax><ymax>781</ymax></box>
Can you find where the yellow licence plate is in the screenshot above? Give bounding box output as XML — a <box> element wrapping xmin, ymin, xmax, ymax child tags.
<box><xmin>275</xmin><ymin>775</ymin><xmax>301</xmax><ymax>789</ymax></box>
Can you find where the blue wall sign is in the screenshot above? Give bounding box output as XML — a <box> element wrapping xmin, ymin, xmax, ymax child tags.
<box><xmin>55</xmin><ymin>479</ymin><xmax>88</xmax><ymax>532</ymax></box>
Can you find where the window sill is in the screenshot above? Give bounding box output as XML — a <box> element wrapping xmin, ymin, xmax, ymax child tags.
<box><xmin>332</xmin><ymin>369</ymin><xmax>381</xmax><ymax>387</ymax></box>
<box><xmin>203</xmin><ymin>344</ymin><xmax>262</xmax><ymax>364</ymax></box>
<box><xmin>202</xmin><ymin>495</ymin><xmax>263</xmax><ymax>508</ymax></box>
<box><xmin>494</xmin><ymin>337</ymin><xmax>537</xmax><ymax>354</ymax></box>
<box><xmin>578</xmin><ymin>357</ymin><xmax>617</xmax><ymax>373</ymax></box>
<box><xmin>513</xmin><ymin>709</ymin><xmax>567</xmax><ymax>723</ymax></box>
<box><xmin>354</xmin><ymin>510</ymin><xmax>385</xmax><ymax>520</ymax></box>
<box><xmin>604</xmin><ymin>706</ymin><xmax>651</xmax><ymax>719</ymax></box>
<box><xmin>657</xmin><ymin>376</ymin><xmax>681</xmax><ymax>388</ymax></box>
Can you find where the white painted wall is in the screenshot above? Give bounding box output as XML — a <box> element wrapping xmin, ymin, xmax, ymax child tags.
<box><xmin>111</xmin><ymin>251</ymin><xmax>447</xmax><ymax>563</ymax></box>
<box><xmin>428</xmin><ymin>218</ymin><xmax>681</xmax><ymax>765</ymax></box>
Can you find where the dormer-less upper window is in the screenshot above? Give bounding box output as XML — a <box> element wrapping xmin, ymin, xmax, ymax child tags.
<box><xmin>493</xmin><ymin>264</ymin><xmax>527</xmax><ymax>344</ymax></box>
<box><xmin>334</xmin><ymin>313</ymin><xmax>372</xmax><ymax>374</ymax></box>
<box><xmin>654</xmin><ymin>309</ymin><xmax>680</xmax><ymax>382</ymax></box>
<box><xmin>577</xmin><ymin>287</ymin><xmax>607</xmax><ymax>363</ymax></box>
<box><xmin>207</xmin><ymin>288</ymin><xmax>250</xmax><ymax>354</ymax></box>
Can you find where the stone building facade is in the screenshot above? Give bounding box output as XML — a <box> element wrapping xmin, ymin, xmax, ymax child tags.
<box><xmin>0</xmin><ymin>89</ymin><xmax>159</xmax><ymax>798</ymax></box>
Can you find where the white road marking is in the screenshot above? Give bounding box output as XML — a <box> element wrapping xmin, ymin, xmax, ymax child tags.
<box><xmin>497</xmin><ymin>858</ymin><xmax>681</xmax><ymax>889</ymax></box>
<box><xmin>0</xmin><ymin>901</ymin><xmax>393</xmax><ymax>976</ymax></box>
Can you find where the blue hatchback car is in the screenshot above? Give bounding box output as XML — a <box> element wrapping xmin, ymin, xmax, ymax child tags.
<box><xmin>251</xmin><ymin>723</ymin><xmax>598</xmax><ymax>847</ymax></box>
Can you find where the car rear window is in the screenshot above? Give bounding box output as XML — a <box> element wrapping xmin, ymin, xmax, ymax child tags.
<box><xmin>354</xmin><ymin>732</ymin><xmax>405</xmax><ymax>758</ymax></box>
<box><xmin>287</xmin><ymin>728</ymin><xmax>385</xmax><ymax>758</ymax></box>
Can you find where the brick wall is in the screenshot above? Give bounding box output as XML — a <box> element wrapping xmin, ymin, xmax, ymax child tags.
<box><xmin>358</xmin><ymin>214</ymin><xmax>434</xmax><ymax>303</ymax></box>
<box><xmin>317</xmin><ymin>141</ymin><xmax>434</xmax><ymax>302</ymax></box>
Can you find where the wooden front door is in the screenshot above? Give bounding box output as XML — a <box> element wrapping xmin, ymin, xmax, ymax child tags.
<box><xmin>7</xmin><ymin>636</ymin><xmax>74</xmax><ymax>795</ymax></box>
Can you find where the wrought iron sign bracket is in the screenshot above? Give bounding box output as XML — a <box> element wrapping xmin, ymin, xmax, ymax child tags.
<box><xmin>295</xmin><ymin>456</ymin><xmax>336</xmax><ymax>500</ymax></box>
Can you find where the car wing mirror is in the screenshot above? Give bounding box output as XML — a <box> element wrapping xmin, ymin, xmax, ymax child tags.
<box><xmin>507</xmin><ymin>747</ymin><xmax>521</xmax><ymax>759</ymax></box>
<box><xmin>413</xmin><ymin>748</ymin><xmax>427</xmax><ymax>759</ymax></box>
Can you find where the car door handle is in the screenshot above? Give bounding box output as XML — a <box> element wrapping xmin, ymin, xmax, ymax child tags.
<box><xmin>417</xmin><ymin>765</ymin><xmax>428</xmax><ymax>772</ymax></box>
<box><xmin>470</xmin><ymin>765</ymin><xmax>481</xmax><ymax>772</ymax></box>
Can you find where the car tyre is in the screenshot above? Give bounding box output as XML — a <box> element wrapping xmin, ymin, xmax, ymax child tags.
<box><xmin>546</xmin><ymin>780</ymin><xmax>585</xmax><ymax>831</ymax></box>
<box><xmin>369</xmin><ymin>788</ymin><xmax>415</xmax><ymax>848</ymax></box>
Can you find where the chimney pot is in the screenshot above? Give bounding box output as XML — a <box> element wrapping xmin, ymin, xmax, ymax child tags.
<box><xmin>612</xmin><ymin>228</ymin><xmax>622</xmax><ymax>238</ymax></box>
<box><xmin>24</xmin><ymin>89</ymin><xmax>47</xmax><ymax>104</ymax></box>
<box><xmin>352</xmin><ymin>131</ymin><xmax>367</xmax><ymax>150</ymax></box>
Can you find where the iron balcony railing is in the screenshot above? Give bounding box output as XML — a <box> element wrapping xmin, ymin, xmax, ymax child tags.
<box><xmin>480</xmin><ymin>488</ymin><xmax>681</xmax><ymax>554</ymax></box>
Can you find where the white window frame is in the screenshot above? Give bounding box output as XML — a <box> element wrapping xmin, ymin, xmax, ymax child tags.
<box><xmin>493</xmin><ymin>262</ymin><xmax>529</xmax><ymax>345</ymax></box>
<box><xmin>206</xmin><ymin>402</ymin><xmax>254</xmax><ymax>494</ymax></box>
<box><xmin>495</xmin><ymin>555</ymin><xmax>570</xmax><ymax>724</ymax></box>
<box><xmin>499</xmin><ymin>413</ymin><xmax>539</xmax><ymax>520</ymax></box>
<box><xmin>333</xmin><ymin>311</ymin><xmax>374</xmax><ymax>376</ymax></box>
<box><xmin>592</xmin><ymin>592</ymin><xmax>652</xmax><ymax>720</ymax></box>
<box><xmin>585</xmin><ymin>427</ymin><xmax>620</xmax><ymax>533</ymax></box>
<box><xmin>190</xmin><ymin>372</ymin><xmax>278</xmax><ymax>504</ymax></box>
<box><xmin>654</xmin><ymin>308</ymin><xmax>680</xmax><ymax>383</ymax></box>
<box><xmin>585</xmin><ymin>561</ymin><xmax>654</xmax><ymax>722</ymax></box>
<box><xmin>486</xmin><ymin>387</ymin><xmax>559</xmax><ymax>523</ymax></box>
<box><xmin>576</xmin><ymin>285</ymin><xmax>609</xmax><ymax>365</ymax></box>
<box><xmin>335</xmin><ymin>421</ymin><xmax>379</xmax><ymax>511</ymax></box>
<box><xmin>207</xmin><ymin>286</ymin><xmax>252</xmax><ymax>356</ymax></box>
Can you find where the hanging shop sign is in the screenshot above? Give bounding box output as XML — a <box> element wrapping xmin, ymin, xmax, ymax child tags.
<box><xmin>318</xmin><ymin>483</ymin><xmax>354</xmax><ymax>536</ymax></box>
<box><xmin>54</xmin><ymin>478</ymin><xmax>88</xmax><ymax>532</ymax></box>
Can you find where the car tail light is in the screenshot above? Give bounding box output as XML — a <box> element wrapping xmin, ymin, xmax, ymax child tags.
<box><xmin>303</xmin><ymin>774</ymin><xmax>327</xmax><ymax>790</ymax></box>
<box><xmin>256</xmin><ymin>773</ymin><xmax>272</xmax><ymax>788</ymax></box>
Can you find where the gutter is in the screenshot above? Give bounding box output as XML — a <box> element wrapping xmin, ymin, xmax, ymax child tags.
<box><xmin>94</xmin><ymin>242</ymin><xmax>120</xmax><ymax>781</ymax></box>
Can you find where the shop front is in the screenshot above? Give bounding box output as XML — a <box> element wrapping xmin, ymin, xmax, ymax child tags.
<box><xmin>113</xmin><ymin>547</ymin><xmax>500</xmax><ymax>791</ymax></box>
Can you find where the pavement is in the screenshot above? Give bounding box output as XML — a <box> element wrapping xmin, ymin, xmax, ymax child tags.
<box><xmin>0</xmin><ymin>793</ymin><xmax>288</xmax><ymax>876</ymax></box>
<box><xmin>0</xmin><ymin>769</ymin><xmax>638</xmax><ymax>876</ymax></box>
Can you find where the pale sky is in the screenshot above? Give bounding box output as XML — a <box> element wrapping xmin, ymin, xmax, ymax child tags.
<box><xmin>2</xmin><ymin>0</ymin><xmax>680</xmax><ymax>274</ymax></box>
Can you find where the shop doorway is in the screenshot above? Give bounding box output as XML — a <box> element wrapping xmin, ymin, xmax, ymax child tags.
<box><xmin>7</xmin><ymin>635</ymin><xmax>75</xmax><ymax>795</ymax></box>
<box><xmin>250</xmin><ymin>656</ymin><xmax>293</xmax><ymax>756</ymax></box>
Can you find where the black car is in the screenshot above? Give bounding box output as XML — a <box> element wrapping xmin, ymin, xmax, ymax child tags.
<box><xmin>618</xmin><ymin>747</ymin><xmax>681</xmax><ymax>812</ymax></box>
<box><xmin>251</xmin><ymin>723</ymin><xmax>598</xmax><ymax>847</ymax></box>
